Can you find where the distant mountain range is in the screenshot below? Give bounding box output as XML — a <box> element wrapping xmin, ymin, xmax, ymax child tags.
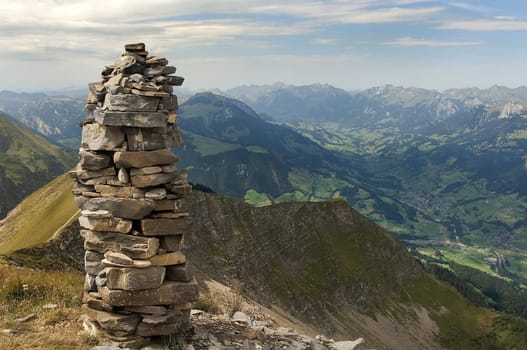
<box><xmin>1</xmin><ymin>84</ymin><xmax>526</xmax><ymax>282</ymax></box>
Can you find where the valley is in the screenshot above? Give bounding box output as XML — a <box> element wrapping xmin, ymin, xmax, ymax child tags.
<box><xmin>1</xmin><ymin>83</ymin><xmax>526</xmax><ymax>335</ymax></box>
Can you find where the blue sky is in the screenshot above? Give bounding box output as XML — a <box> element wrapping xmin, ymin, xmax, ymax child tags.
<box><xmin>1</xmin><ymin>0</ymin><xmax>527</xmax><ymax>92</ymax></box>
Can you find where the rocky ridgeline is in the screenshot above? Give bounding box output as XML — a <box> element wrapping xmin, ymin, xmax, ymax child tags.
<box><xmin>94</xmin><ymin>310</ymin><xmax>367</xmax><ymax>350</ymax></box>
<box><xmin>70</xmin><ymin>43</ymin><xmax>198</xmax><ymax>348</ymax></box>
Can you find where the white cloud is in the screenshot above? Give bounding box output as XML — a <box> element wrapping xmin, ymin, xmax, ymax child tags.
<box><xmin>386</xmin><ymin>36</ymin><xmax>483</xmax><ymax>47</ymax></box>
<box><xmin>311</xmin><ymin>38</ymin><xmax>338</xmax><ymax>45</ymax></box>
<box><xmin>439</xmin><ymin>19</ymin><xmax>527</xmax><ymax>31</ymax></box>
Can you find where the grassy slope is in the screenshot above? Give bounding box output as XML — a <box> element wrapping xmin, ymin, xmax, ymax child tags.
<box><xmin>186</xmin><ymin>192</ymin><xmax>527</xmax><ymax>349</ymax></box>
<box><xmin>0</xmin><ymin>260</ymin><xmax>91</xmax><ymax>350</ymax></box>
<box><xmin>0</xmin><ymin>173</ymin><xmax>78</xmax><ymax>254</ymax></box>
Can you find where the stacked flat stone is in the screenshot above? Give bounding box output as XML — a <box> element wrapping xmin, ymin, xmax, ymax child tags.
<box><xmin>71</xmin><ymin>43</ymin><xmax>198</xmax><ymax>348</ymax></box>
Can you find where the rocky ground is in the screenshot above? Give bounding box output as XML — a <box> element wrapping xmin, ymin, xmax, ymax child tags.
<box><xmin>94</xmin><ymin>309</ymin><xmax>368</xmax><ymax>350</ymax></box>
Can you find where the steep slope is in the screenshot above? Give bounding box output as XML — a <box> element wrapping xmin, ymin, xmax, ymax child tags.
<box><xmin>3</xmin><ymin>178</ymin><xmax>527</xmax><ymax>350</ymax></box>
<box><xmin>0</xmin><ymin>173</ymin><xmax>78</xmax><ymax>254</ymax></box>
<box><xmin>0</xmin><ymin>113</ymin><xmax>76</xmax><ymax>219</ymax></box>
<box><xmin>178</xmin><ymin>92</ymin><xmax>351</xmax><ymax>202</ymax></box>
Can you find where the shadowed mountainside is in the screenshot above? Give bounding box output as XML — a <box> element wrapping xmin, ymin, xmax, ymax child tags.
<box><xmin>0</xmin><ymin>113</ymin><xmax>76</xmax><ymax>219</ymax></box>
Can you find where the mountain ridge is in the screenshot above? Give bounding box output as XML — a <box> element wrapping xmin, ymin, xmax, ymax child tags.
<box><xmin>2</xmin><ymin>178</ymin><xmax>527</xmax><ymax>349</ymax></box>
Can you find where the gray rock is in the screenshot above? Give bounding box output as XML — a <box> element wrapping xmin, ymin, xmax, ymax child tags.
<box><xmin>81</xmin><ymin>197</ymin><xmax>154</xmax><ymax>219</ymax></box>
<box><xmin>85</xmin><ymin>273</ymin><xmax>97</xmax><ymax>292</ymax></box>
<box><xmin>131</xmin><ymin>172</ymin><xmax>177</xmax><ymax>188</ymax></box>
<box><xmin>159</xmin><ymin>235</ymin><xmax>183</xmax><ymax>252</ymax></box>
<box><xmin>85</xmin><ymin>307</ymin><xmax>141</xmax><ymax>336</ymax></box>
<box><xmin>85</xmin><ymin>250</ymin><xmax>105</xmax><ymax>275</ymax></box>
<box><xmin>98</xmin><ymin>278</ymin><xmax>199</xmax><ymax>306</ymax></box>
<box><xmin>159</xmin><ymin>95</ymin><xmax>178</xmax><ymax>110</ymax></box>
<box><xmin>233</xmin><ymin>311</ymin><xmax>251</xmax><ymax>324</ymax></box>
<box><xmin>72</xmin><ymin>183</ymin><xmax>95</xmax><ymax>196</ymax></box>
<box><xmin>76</xmin><ymin>165</ymin><xmax>116</xmax><ymax>180</ymax></box>
<box><xmin>81</xmin><ymin>230</ymin><xmax>159</xmax><ymax>259</ymax></box>
<box><xmin>84</xmin><ymin>293</ymin><xmax>113</xmax><ymax>312</ymax></box>
<box><xmin>79</xmin><ymin>215</ymin><xmax>133</xmax><ymax>233</ymax></box>
<box><xmin>79</xmin><ymin>149</ymin><xmax>113</xmax><ymax>170</ymax></box>
<box><xmin>114</xmin><ymin>149</ymin><xmax>179</xmax><ymax>168</ymax></box>
<box><xmin>141</xmin><ymin>218</ymin><xmax>191</xmax><ymax>236</ymax></box>
<box><xmin>96</xmin><ymin>269</ymin><xmax>108</xmax><ymax>287</ymax></box>
<box><xmin>125</xmin><ymin>127</ymin><xmax>170</xmax><ymax>151</ymax></box>
<box><xmin>104</xmin><ymin>251</ymin><xmax>134</xmax><ymax>266</ymax></box>
<box><xmin>104</xmin><ymin>94</ymin><xmax>159</xmax><ymax>112</ymax></box>
<box><xmin>118</xmin><ymin>168</ymin><xmax>130</xmax><ymax>183</ymax></box>
<box><xmin>149</xmin><ymin>251</ymin><xmax>186</xmax><ymax>266</ymax></box>
<box><xmin>124</xmin><ymin>305</ymin><xmax>168</xmax><ymax>315</ymax></box>
<box><xmin>167</xmin><ymin>183</ymin><xmax>192</xmax><ymax>197</ymax></box>
<box><xmin>93</xmin><ymin>185</ymin><xmax>146</xmax><ymax>199</ymax></box>
<box><xmin>145</xmin><ymin>188</ymin><xmax>166</xmax><ymax>200</ymax></box>
<box><xmin>81</xmin><ymin>209</ymin><xmax>112</xmax><ymax>218</ymax></box>
<box><xmin>128</xmin><ymin>73</ymin><xmax>144</xmax><ymax>83</ymax></box>
<box><xmin>166</xmin><ymin>264</ymin><xmax>193</xmax><ymax>282</ymax></box>
<box><xmin>106</xmin><ymin>266</ymin><xmax>166</xmax><ymax>291</ymax></box>
<box><xmin>94</xmin><ymin>111</ymin><xmax>167</xmax><ymax>128</ymax></box>
<box><xmin>136</xmin><ymin>321</ymin><xmax>185</xmax><ymax>337</ymax></box>
<box><xmin>330</xmin><ymin>339</ymin><xmax>364</xmax><ymax>350</ymax></box>
<box><xmin>130</xmin><ymin>166</ymin><xmax>163</xmax><ymax>176</ymax></box>
<box><xmin>82</xmin><ymin>123</ymin><xmax>125</xmax><ymax>151</ymax></box>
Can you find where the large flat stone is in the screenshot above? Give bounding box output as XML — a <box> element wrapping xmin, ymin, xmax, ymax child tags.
<box><xmin>106</xmin><ymin>266</ymin><xmax>165</xmax><ymax>291</ymax></box>
<box><xmin>82</xmin><ymin>123</ymin><xmax>125</xmax><ymax>151</ymax></box>
<box><xmin>83</xmin><ymin>292</ymin><xmax>113</xmax><ymax>312</ymax></box>
<box><xmin>79</xmin><ymin>216</ymin><xmax>132</xmax><ymax>233</ymax></box>
<box><xmin>136</xmin><ymin>321</ymin><xmax>185</xmax><ymax>337</ymax></box>
<box><xmin>98</xmin><ymin>278</ymin><xmax>199</xmax><ymax>306</ymax></box>
<box><xmin>79</xmin><ymin>150</ymin><xmax>113</xmax><ymax>170</ymax></box>
<box><xmin>159</xmin><ymin>95</ymin><xmax>178</xmax><ymax>110</ymax></box>
<box><xmin>141</xmin><ymin>218</ymin><xmax>191</xmax><ymax>236</ymax></box>
<box><xmin>81</xmin><ymin>230</ymin><xmax>159</xmax><ymax>259</ymax></box>
<box><xmin>123</xmin><ymin>305</ymin><xmax>167</xmax><ymax>316</ymax></box>
<box><xmin>94</xmin><ymin>111</ymin><xmax>167</xmax><ymax>128</ymax></box>
<box><xmin>166</xmin><ymin>183</ymin><xmax>192</xmax><ymax>197</ymax></box>
<box><xmin>166</xmin><ymin>263</ymin><xmax>193</xmax><ymax>282</ymax></box>
<box><xmin>159</xmin><ymin>235</ymin><xmax>183</xmax><ymax>252</ymax></box>
<box><xmin>130</xmin><ymin>166</ymin><xmax>162</xmax><ymax>176</ymax></box>
<box><xmin>104</xmin><ymin>93</ymin><xmax>159</xmax><ymax>112</ymax></box>
<box><xmin>114</xmin><ymin>149</ymin><xmax>179</xmax><ymax>168</ymax></box>
<box><xmin>153</xmin><ymin>199</ymin><xmax>178</xmax><ymax>211</ymax></box>
<box><xmin>76</xmin><ymin>165</ymin><xmax>116</xmax><ymax>180</ymax></box>
<box><xmin>149</xmin><ymin>251</ymin><xmax>186</xmax><ymax>266</ymax></box>
<box><xmin>82</xmin><ymin>197</ymin><xmax>154</xmax><ymax>219</ymax></box>
<box><xmin>124</xmin><ymin>127</ymin><xmax>169</xmax><ymax>151</ymax></box>
<box><xmin>131</xmin><ymin>172</ymin><xmax>177</xmax><ymax>188</ymax></box>
<box><xmin>84</xmin><ymin>307</ymin><xmax>141</xmax><ymax>336</ymax></box>
<box><xmin>94</xmin><ymin>184</ymin><xmax>145</xmax><ymax>199</ymax></box>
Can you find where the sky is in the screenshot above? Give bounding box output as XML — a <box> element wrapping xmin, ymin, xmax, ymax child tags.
<box><xmin>1</xmin><ymin>0</ymin><xmax>527</xmax><ymax>92</ymax></box>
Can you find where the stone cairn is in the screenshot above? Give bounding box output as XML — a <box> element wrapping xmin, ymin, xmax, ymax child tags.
<box><xmin>71</xmin><ymin>43</ymin><xmax>198</xmax><ymax>348</ymax></box>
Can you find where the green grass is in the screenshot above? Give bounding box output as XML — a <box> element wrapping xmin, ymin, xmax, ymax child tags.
<box><xmin>245</xmin><ymin>145</ymin><xmax>268</xmax><ymax>153</ymax></box>
<box><xmin>0</xmin><ymin>260</ymin><xmax>93</xmax><ymax>350</ymax></box>
<box><xmin>0</xmin><ymin>174</ymin><xmax>79</xmax><ymax>254</ymax></box>
<box><xmin>244</xmin><ymin>189</ymin><xmax>272</xmax><ymax>206</ymax></box>
<box><xmin>187</xmin><ymin>132</ymin><xmax>241</xmax><ymax>156</ymax></box>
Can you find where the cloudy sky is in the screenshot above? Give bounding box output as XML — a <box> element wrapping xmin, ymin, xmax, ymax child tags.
<box><xmin>1</xmin><ymin>0</ymin><xmax>527</xmax><ymax>92</ymax></box>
